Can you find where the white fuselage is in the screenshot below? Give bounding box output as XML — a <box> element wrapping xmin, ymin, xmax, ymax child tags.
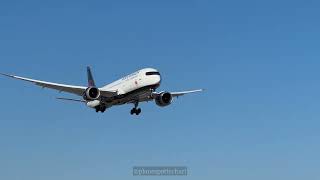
<box><xmin>93</xmin><ymin>68</ymin><xmax>161</xmax><ymax>107</ymax></box>
<box><xmin>101</xmin><ymin>68</ymin><xmax>161</xmax><ymax>95</ymax></box>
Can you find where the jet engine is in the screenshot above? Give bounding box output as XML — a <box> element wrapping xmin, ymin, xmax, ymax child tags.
<box><xmin>84</xmin><ymin>87</ymin><xmax>101</xmax><ymax>100</ymax></box>
<box><xmin>155</xmin><ymin>92</ymin><xmax>173</xmax><ymax>107</ymax></box>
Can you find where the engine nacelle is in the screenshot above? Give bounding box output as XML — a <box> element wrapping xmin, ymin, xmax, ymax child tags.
<box><xmin>84</xmin><ymin>87</ymin><xmax>101</xmax><ymax>100</ymax></box>
<box><xmin>155</xmin><ymin>92</ymin><xmax>173</xmax><ymax>107</ymax></box>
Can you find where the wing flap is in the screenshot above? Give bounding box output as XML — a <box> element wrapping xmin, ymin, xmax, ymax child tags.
<box><xmin>99</xmin><ymin>89</ymin><xmax>118</xmax><ymax>97</ymax></box>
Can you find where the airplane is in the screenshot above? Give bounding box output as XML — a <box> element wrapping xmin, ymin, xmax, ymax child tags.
<box><xmin>0</xmin><ymin>67</ymin><xmax>202</xmax><ymax>115</ymax></box>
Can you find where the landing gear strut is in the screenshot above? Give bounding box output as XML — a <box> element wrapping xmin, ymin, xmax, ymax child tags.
<box><xmin>131</xmin><ymin>102</ymin><xmax>141</xmax><ymax>115</ymax></box>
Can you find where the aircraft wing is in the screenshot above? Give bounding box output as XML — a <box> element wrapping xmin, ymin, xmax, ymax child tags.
<box><xmin>130</xmin><ymin>89</ymin><xmax>203</xmax><ymax>103</ymax></box>
<box><xmin>0</xmin><ymin>73</ymin><xmax>118</xmax><ymax>97</ymax></box>
<box><xmin>170</xmin><ymin>89</ymin><xmax>203</xmax><ymax>97</ymax></box>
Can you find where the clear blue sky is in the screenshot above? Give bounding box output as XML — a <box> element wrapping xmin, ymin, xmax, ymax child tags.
<box><xmin>1</xmin><ymin>0</ymin><xmax>320</xmax><ymax>179</ymax></box>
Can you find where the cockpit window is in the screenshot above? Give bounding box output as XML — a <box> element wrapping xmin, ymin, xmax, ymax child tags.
<box><xmin>146</xmin><ymin>72</ymin><xmax>160</xmax><ymax>76</ymax></box>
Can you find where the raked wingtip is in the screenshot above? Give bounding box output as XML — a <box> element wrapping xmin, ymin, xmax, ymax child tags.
<box><xmin>0</xmin><ymin>72</ymin><xmax>14</xmax><ymax>78</ymax></box>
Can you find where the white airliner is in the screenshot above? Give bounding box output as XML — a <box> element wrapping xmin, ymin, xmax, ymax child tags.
<box><xmin>0</xmin><ymin>67</ymin><xmax>202</xmax><ymax>115</ymax></box>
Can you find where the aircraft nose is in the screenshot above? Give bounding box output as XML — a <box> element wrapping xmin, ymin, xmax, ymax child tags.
<box><xmin>154</xmin><ymin>75</ymin><xmax>161</xmax><ymax>85</ymax></box>
<box><xmin>152</xmin><ymin>76</ymin><xmax>161</xmax><ymax>84</ymax></box>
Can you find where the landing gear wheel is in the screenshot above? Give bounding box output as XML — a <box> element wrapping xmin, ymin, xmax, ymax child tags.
<box><xmin>131</xmin><ymin>108</ymin><xmax>135</xmax><ymax>115</ymax></box>
<box><xmin>100</xmin><ymin>106</ymin><xmax>106</xmax><ymax>113</ymax></box>
<box><xmin>136</xmin><ymin>108</ymin><xmax>141</xmax><ymax>115</ymax></box>
<box><xmin>95</xmin><ymin>106</ymin><xmax>106</xmax><ymax>113</ymax></box>
<box><xmin>130</xmin><ymin>108</ymin><xmax>142</xmax><ymax>115</ymax></box>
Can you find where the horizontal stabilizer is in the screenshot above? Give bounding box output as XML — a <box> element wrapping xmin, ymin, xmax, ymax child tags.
<box><xmin>56</xmin><ymin>97</ymin><xmax>86</xmax><ymax>103</ymax></box>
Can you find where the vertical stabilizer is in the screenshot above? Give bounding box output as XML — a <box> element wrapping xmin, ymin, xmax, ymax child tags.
<box><xmin>87</xmin><ymin>66</ymin><xmax>96</xmax><ymax>87</ymax></box>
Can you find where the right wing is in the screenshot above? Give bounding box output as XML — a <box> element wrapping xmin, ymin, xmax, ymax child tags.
<box><xmin>151</xmin><ymin>89</ymin><xmax>203</xmax><ymax>99</ymax></box>
<box><xmin>170</xmin><ymin>89</ymin><xmax>203</xmax><ymax>97</ymax></box>
<box><xmin>129</xmin><ymin>89</ymin><xmax>204</xmax><ymax>104</ymax></box>
<box><xmin>0</xmin><ymin>73</ymin><xmax>118</xmax><ymax>97</ymax></box>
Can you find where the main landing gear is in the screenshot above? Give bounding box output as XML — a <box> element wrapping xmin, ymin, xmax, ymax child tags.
<box><xmin>95</xmin><ymin>105</ymin><xmax>106</xmax><ymax>113</ymax></box>
<box><xmin>130</xmin><ymin>102</ymin><xmax>141</xmax><ymax>115</ymax></box>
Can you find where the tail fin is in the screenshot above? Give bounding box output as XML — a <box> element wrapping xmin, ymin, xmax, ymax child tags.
<box><xmin>87</xmin><ymin>66</ymin><xmax>96</xmax><ymax>87</ymax></box>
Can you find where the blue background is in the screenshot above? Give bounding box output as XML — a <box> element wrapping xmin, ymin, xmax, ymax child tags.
<box><xmin>1</xmin><ymin>0</ymin><xmax>320</xmax><ymax>179</ymax></box>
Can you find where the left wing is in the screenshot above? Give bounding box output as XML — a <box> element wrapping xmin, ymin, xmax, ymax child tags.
<box><xmin>0</xmin><ymin>73</ymin><xmax>87</xmax><ymax>96</ymax></box>
<box><xmin>0</xmin><ymin>72</ymin><xmax>119</xmax><ymax>97</ymax></box>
